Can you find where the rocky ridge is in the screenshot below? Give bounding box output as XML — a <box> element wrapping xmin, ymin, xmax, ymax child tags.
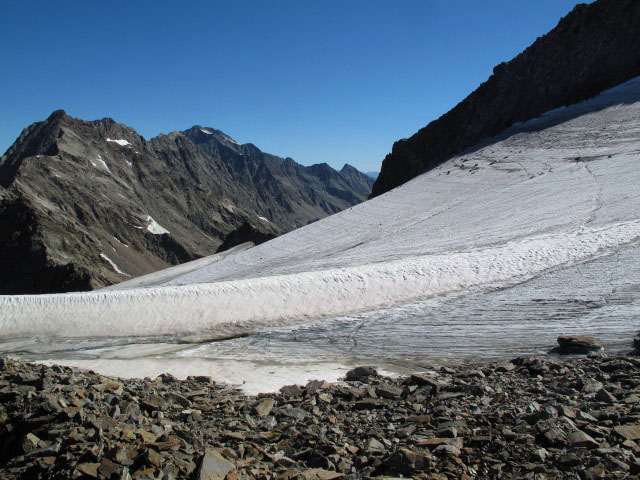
<box><xmin>2</xmin><ymin>347</ymin><xmax>640</xmax><ymax>479</ymax></box>
<box><xmin>372</xmin><ymin>0</ymin><xmax>640</xmax><ymax>197</ymax></box>
<box><xmin>0</xmin><ymin>113</ymin><xmax>373</xmax><ymax>294</ymax></box>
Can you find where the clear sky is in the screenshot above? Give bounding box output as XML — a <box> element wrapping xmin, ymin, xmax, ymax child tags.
<box><xmin>0</xmin><ymin>0</ymin><xmax>592</xmax><ymax>173</ymax></box>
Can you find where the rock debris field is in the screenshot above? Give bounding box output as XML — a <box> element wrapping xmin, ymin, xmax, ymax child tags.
<box><xmin>2</xmin><ymin>340</ymin><xmax>640</xmax><ymax>479</ymax></box>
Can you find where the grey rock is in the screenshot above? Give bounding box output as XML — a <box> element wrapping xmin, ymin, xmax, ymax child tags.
<box><xmin>255</xmin><ymin>398</ymin><xmax>275</xmax><ymax>417</ymax></box>
<box><xmin>567</xmin><ymin>430</ymin><xmax>600</xmax><ymax>449</ymax></box>
<box><xmin>345</xmin><ymin>366</ymin><xmax>378</xmax><ymax>381</ymax></box>
<box><xmin>595</xmin><ymin>388</ymin><xmax>617</xmax><ymax>403</ymax></box>
<box><xmin>557</xmin><ymin>336</ymin><xmax>604</xmax><ymax>354</ymax></box>
<box><xmin>375</xmin><ymin>383</ymin><xmax>402</xmax><ymax>399</ymax></box>
<box><xmin>197</xmin><ymin>450</ymin><xmax>235</xmax><ymax>480</ymax></box>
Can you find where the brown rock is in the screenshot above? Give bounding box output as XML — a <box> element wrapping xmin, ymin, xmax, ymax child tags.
<box><xmin>614</xmin><ymin>424</ymin><xmax>640</xmax><ymax>440</ymax></box>
<box><xmin>301</xmin><ymin>468</ymin><xmax>344</xmax><ymax>480</ymax></box>
<box><xmin>77</xmin><ymin>462</ymin><xmax>100</xmax><ymax>478</ymax></box>
<box><xmin>198</xmin><ymin>450</ymin><xmax>235</xmax><ymax>480</ymax></box>
<box><xmin>255</xmin><ymin>398</ymin><xmax>275</xmax><ymax>417</ymax></box>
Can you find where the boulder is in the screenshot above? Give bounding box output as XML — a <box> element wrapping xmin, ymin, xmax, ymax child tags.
<box><xmin>556</xmin><ymin>336</ymin><xmax>603</xmax><ymax>354</ymax></box>
<box><xmin>345</xmin><ymin>366</ymin><xmax>378</xmax><ymax>381</ymax></box>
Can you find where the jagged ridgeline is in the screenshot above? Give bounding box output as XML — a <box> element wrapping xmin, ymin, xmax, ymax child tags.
<box><xmin>372</xmin><ymin>0</ymin><xmax>640</xmax><ymax>197</ymax></box>
<box><xmin>0</xmin><ymin>113</ymin><xmax>373</xmax><ymax>294</ymax></box>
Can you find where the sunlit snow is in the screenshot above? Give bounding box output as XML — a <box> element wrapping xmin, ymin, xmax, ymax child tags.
<box><xmin>145</xmin><ymin>215</ymin><xmax>169</xmax><ymax>235</ymax></box>
<box><xmin>99</xmin><ymin>253</ymin><xmax>129</xmax><ymax>276</ymax></box>
<box><xmin>2</xmin><ymin>77</ymin><xmax>640</xmax><ymax>392</ymax></box>
<box><xmin>112</xmin><ymin>236</ymin><xmax>129</xmax><ymax>248</ymax></box>
<box><xmin>94</xmin><ymin>154</ymin><xmax>111</xmax><ymax>173</ymax></box>
<box><xmin>106</xmin><ymin>138</ymin><xmax>131</xmax><ymax>146</ymax></box>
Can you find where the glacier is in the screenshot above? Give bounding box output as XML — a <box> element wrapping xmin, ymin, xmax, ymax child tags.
<box><xmin>1</xmin><ymin>77</ymin><xmax>639</xmax><ymax>393</ymax></box>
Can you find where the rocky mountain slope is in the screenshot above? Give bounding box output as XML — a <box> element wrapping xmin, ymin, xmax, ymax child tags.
<box><xmin>0</xmin><ymin>112</ymin><xmax>373</xmax><ymax>294</ymax></box>
<box><xmin>372</xmin><ymin>0</ymin><xmax>640</xmax><ymax>197</ymax></box>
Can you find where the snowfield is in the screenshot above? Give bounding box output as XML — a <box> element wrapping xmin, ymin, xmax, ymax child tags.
<box><xmin>1</xmin><ymin>77</ymin><xmax>640</xmax><ymax>392</ymax></box>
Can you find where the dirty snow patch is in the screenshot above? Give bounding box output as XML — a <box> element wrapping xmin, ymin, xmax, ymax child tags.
<box><xmin>146</xmin><ymin>216</ymin><xmax>170</xmax><ymax>235</ymax></box>
<box><xmin>106</xmin><ymin>138</ymin><xmax>131</xmax><ymax>146</ymax></box>
<box><xmin>99</xmin><ymin>253</ymin><xmax>129</xmax><ymax>276</ymax></box>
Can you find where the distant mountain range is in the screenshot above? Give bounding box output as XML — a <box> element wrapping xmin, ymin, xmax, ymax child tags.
<box><xmin>0</xmin><ymin>111</ymin><xmax>373</xmax><ymax>293</ymax></box>
<box><xmin>365</xmin><ymin>171</ymin><xmax>379</xmax><ymax>180</ymax></box>
<box><xmin>372</xmin><ymin>0</ymin><xmax>640</xmax><ymax>197</ymax></box>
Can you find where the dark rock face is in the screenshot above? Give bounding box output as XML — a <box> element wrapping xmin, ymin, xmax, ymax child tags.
<box><xmin>0</xmin><ymin>114</ymin><xmax>373</xmax><ymax>293</ymax></box>
<box><xmin>372</xmin><ymin>0</ymin><xmax>640</xmax><ymax>197</ymax></box>
<box><xmin>216</xmin><ymin>220</ymin><xmax>281</xmax><ymax>253</ymax></box>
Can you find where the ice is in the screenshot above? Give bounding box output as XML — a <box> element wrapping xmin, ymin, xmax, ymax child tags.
<box><xmin>105</xmin><ymin>243</ymin><xmax>253</xmax><ymax>290</ymax></box>
<box><xmin>106</xmin><ymin>138</ymin><xmax>131</xmax><ymax>146</ymax></box>
<box><xmin>145</xmin><ymin>215</ymin><xmax>169</xmax><ymax>235</ymax></box>
<box><xmin>99</xmin><ymin>253</ymin><xmax>129</xmax><ymax>276</ymax></box>
<box><xmin>1</xmin><ymin>76</ymin><xmax>640</xmax><ymax>393</ymax></box>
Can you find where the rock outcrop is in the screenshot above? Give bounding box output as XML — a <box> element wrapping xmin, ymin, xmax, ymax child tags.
<box><xmin>0</xmin><ymin>113</ymin><xmax>373</xmax><ymax>293</ymax></box>
<box><xmin>372</xmin><ymin>0</ymin><xmax>640</xmax><ymax>197</ymax></box>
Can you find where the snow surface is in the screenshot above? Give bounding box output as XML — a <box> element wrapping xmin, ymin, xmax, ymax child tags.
<box><xmin>94</xmin><ymin>154</ymin><xmax>111</xmax><ymax>173</ymax></box>
<box><xmin>104</xmin><ymin>243</ymin><xmax>253</xmax><ymax>290</ymax></box>
<box><xmin>106</xmin><ymin>138</ymin><xmax>131</xmax><ymax>146</ymax></box>
<box><xmin>200</xmin><ymin>128</ymin><xmax>213</xmax><ymax>134</ymax></box>
<box><xmin>257</xmin><ymin>216</ymin><xmax>270</xmax><ymax>223</ymax></box>
<box><xmin>112</xmin><ymin>236</ymin><xmax>129</xmax><ymax>248</ymax></box>
<box><xmin>99</xmin><ymin>253</ymin><xmax>129</xmax><ymax>276</ymax></box>
<box><xmin>2</xmin><ymin>76</ymin><xmax>640</xmax><ymax>392</ymax></box>
<box><xmin>145</xmin><ymin>215</ymin><xmax>169</xmax><ymax>235</ymax></box>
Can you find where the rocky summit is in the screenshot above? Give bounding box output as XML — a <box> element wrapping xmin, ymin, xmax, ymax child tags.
<box><xmin>0</xmin><ymin>113</ymin><xmax>373</xmax><ymax>294</ymax></box>
<box><xmin>2</xmin><ymin>351</ymin><xmax>640</xmax><ymax>479</ymax></box>
<box><xmin>371</xmin><ymin>0</ymin><xmax>640</xmax><ymax>197</ymax></box>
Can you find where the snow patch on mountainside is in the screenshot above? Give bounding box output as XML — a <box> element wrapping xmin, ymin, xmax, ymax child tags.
<box><xmin>99</xmin><ymin>254</ymin><xmax>128</xmax><ymax>276</ymax></box>
<box><xmin>145</xmin><ymin>216</ymin><xmax>169</xmax><ymax>235</ymax></box>
<box><xmin>106</xmin><ymin>138</ymin><xmax>131</xmax><ymax>146</ymax></box>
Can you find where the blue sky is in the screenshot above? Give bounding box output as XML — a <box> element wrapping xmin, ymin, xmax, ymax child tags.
<box><xmin>0</xmin><ymin>0</ymin><xmax>591</xmax><ymax>172</ymax></box>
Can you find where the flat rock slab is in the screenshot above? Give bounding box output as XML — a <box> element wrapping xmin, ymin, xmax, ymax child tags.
<box><xmin>614</xmin><ymin>424</ymin><xmax>640</xmax><ymax>440</ymax></box>
<box><xmin>198</xmin><ymin>450</ymin><xmax>235</xmax><ymax>480</ymax></box>
<box><xmin>255</xmin><ymin>398</ymin><xmax>275</xmax><ymax>417</ymax></box>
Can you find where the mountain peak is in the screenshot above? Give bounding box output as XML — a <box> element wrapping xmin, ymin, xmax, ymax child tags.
<box><xmin>182</xmin><ymin>125</ymin><xmax>241</xmax><ymax>147</ymax></box>
<box><xmin>340</xmin><ymin>163</ymin><xmax>359</xmax><ymax>173</ymax></box>
<box><xmin>47</xmin><ymin>109</ymin><xmax>67</xmax><ymax>120</ymax></box>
